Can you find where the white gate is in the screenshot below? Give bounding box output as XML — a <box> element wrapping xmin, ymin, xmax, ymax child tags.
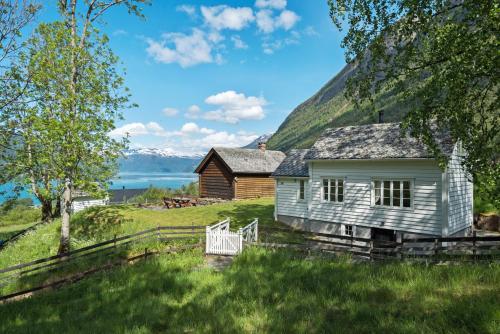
<box><xmin>205</xmin><ymin>218</ymin><xmax>258</xmax><ymax>256</ymax></box>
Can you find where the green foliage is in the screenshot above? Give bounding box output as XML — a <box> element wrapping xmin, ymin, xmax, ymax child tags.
<box><xmin>0</xmin><ymin>247</ymin><xmax>498</xmax><ymax>333</ymax></box>
<box><xmin>128</xmin><ymin>182</ymin><xmax>199</xmax><ymax>204</ymax></box>
<box><xmin>0</xmin><ymin>198</ymin><xmax>40</xmax><ymax>227</ymax></box>
<box><xmin>266</xmin><ymin>71</ymin><xmax>411</xmax><ymax>151</ymax></box>
<box><xmin>328</xmin><ymin>0</ymin><xmax>499</xmax><ymax>199</ymax></box>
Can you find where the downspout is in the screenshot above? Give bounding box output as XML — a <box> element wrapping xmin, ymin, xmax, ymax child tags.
<box><xmin>441</xmin><ymin>166</ymin><xmax>449</xmax><ymax>237</ymax></box>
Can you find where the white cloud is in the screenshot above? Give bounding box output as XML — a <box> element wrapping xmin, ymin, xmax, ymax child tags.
<box><xmin>146</xmin><ymin>29</ymin><xmax>213</xmax><ymax>68</ymax></box>
<box><xmin>255</xmin><ymin>0</ymin><xmax>287</xmax><ymax>9</ymax></box>
<box><xmin>303</xmin><ymin>26</ymin><xmax>319</xmax><ymax>37</ymax></box>
<box><xmin>109</xmin><ymin>122</ymin><xmax>167</xmax><ymax>138</ymax></box>
<box><xmin>180</xmin><ymin>122</ymin><xmax>216</xmax><ymax>135</ymax></box>
<box><xmin>203</xmin><ymin>90</ymin><xmax>267</xmax><ymax>124</ymax></box>
<box><xmin>176</xmin><ymin>4</ymin><xmax>196</xmax><ymax>17</ymax></box>
<box><xmin>262</xmin><ymin>31</ymin><xmax>300</xmax><ymax>54</ymax></box>
<box><xmin>231</xmin><ymin>35</ymin><xmax>248</xmax><ymax>49</ymax></box>
<box><xmin>276</xmin><ymin>10</ymin><xmax>300</xmax><ymax>30</ymax></box>
<box><xmin>201</xmin><ymin>5</ymin><xmax>254</xmax><ymax>31</ymax></box>
<box><xmin>162</xmin><ymin>107</ymin><xmax>179</xmax><ymax>117</ymax></box>
<box><xmin>112</xmin><ymin>29</ymin><xmax>128</xmax><ymax>36</ymax></box>
<box><xmin>185</xmin><ymin>105</ymin><xmax>201</xmax><ymax>119</ymax></box>
<box><xmin>256</xmin><ymin>9</ymin><xmax>300</xmax><ymax>33</ymax></box>
<box><xmin>256</xmin><ymin>10</ymin><xmax>275</xmax><ymax>33</ymax></box>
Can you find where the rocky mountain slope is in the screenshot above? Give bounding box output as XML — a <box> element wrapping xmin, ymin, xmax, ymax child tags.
<box><xmin>266</xmin><ymin>62</ymin><xmax>412</xmax><ymax>152</ymax></box>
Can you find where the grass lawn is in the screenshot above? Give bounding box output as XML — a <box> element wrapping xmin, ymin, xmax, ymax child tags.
<box><xmin>0</xmin><ymin>222</ymin><xmax>39</xmax><ymax>241</ymax></box>
<box><xmin>0</xmin><ymin>247</ymin><xmax>498</xmax><ymax>333</ymax></box>
<box><xmin>0</xmin><ymin>198</ymin><xmax>278</xmax><ymax>270</ymax></box>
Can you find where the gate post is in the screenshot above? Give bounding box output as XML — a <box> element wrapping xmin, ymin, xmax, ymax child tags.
<box><xmin>205</xmin><ymin>226</ymin><xmax>210</xmax><ymax>254</ymax></box>
<box><xmin>238</xmin><ymin>229</ymin><xmax>243</xmax><ymax>254</ymax></box>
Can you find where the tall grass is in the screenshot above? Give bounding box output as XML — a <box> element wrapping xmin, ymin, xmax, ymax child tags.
<box><xmin>0</xmin><ymin>247</ymin><xmax>498</xmax><ymax>333</ymax></box>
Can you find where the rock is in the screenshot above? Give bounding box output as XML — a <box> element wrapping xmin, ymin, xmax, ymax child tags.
<box><xmin>476</xmin><ymin>214</ymin><xmax>500</xmax><ymax>232</ymax></box>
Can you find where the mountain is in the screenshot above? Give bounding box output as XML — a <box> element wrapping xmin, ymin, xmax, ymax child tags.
<box><xmin>242</xmin><ymin>134</ymin><xmax>273</xmax><ymax>149</ymax></box>
<box><xmin>266</xmin><ymin>62</ymin><xmax>413</xmax><ymax>152</ymax></box>
<box><xmin>119</xmin><ymin>148</ymin><xmax>202</xmax><ymax>173</ymax></box>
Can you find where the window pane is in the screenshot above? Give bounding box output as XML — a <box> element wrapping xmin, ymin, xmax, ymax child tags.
<box><xmin>329</xmin><ymin>179</ymin><xmax>336</xmax><ymax>202</ymax></box>
<box><xmin>338</xmin><ymin>194</ymin><xmax>344</xmax><ymax>202</ymax></box>
<box><xmin>337</xmin><ymin>179</ymin><xmax>344</xmax><ymax>202</ymax></box>
<box><xmin>392</xmin><ymin>181</ymin><xmax>401</xmax><ymax>206</ymax></box>
<box><xmin>383</xmin><ymin>181</ymin><xmax>391</xmax><ymax>206</ymax></box>
<box><xmin>323</xmin><ymin>179</ymin><xmax>329</xmax><ymax>201</ymax></box>
<box><xmin>299</xmin><ymin>180</ymin><xmax>305</xmax><ymax>200</ymax></box>
<box><xmin>403</xmin><ymin>189</ymin><xmax>411</xmax><ymax>198</ymax></box>
<box><xmin>403</xmin><ymin>198</ymin><xmax>411</xmax><ymax>207</ymax></box>
<box><xmin>374</xmin><ymin>180</ymin><xmax>381</xmax><ymax>205</ymax></box>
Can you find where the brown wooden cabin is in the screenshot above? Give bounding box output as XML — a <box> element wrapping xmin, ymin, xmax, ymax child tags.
<box><xmin>194</xmin><ymin>145</ymin><xmax>285</xmax><ymax>199</ymax></box>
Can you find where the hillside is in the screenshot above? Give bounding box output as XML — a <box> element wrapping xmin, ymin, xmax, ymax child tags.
<box><xmin>266</xmin><ymin>63</ymin><xmax>414</xmax><ymax>152</ymax></box>
<box><xmin>242</xmin><ymin>134</ymin><xmax>273</xmax><ymax>149</ymax></box>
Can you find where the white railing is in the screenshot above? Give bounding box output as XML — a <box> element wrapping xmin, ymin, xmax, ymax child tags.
<box><xmin>239</xmin><ymin>218</ymin><xmax>258</xmax><ymax>243</ymax></box>
<box><xmin>205</xmin><ymin>218</ymin><xmax>259</xmax><ymax>256</ymax></box>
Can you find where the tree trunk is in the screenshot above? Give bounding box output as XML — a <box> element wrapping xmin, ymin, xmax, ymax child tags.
<box><xmin>58</xmin><ymin>180</ymin><xmax>72</xmax><ymax>254</ymax></box>
<box><xmin>40</xmin><ymin>200</ymin><xmax>53</xmax><ymax>222</ymax></box>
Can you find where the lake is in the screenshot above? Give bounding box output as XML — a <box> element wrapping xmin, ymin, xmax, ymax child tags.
<box><xmin>0</xmin><ymin>172</ymin><xmax>198</xmax><ymax>204</ymax></box>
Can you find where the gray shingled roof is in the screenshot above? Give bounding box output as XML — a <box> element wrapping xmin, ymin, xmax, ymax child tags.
<box><xmin>272</xmin><ymin>149</ymin><xmax>309</xmax><ymax>177</ymax></box>
<box><xmin>213</xmin><ymin>147</ymin><xmax>286</xmax><ymax>174</ymax></box>
<box><xmin>305</xmin><ymin>123</ymin><xmax>454</xmax><ymax>160</ymax></box>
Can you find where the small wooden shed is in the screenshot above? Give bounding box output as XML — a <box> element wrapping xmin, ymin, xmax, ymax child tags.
<box><xmin>195</xmin><ymin>145</ymin><xmax>285</xmax><ymax>199</ymax></box>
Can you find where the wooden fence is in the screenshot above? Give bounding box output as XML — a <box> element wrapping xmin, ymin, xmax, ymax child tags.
<box><xmin>258</xmin><ymin>227</ymin><xmax>500</xmax><ymax>262</ymax></box>
<box><xmin>0</xmin><ymin>225</ymin><xmax>205</xmax><ymax>302</ymax></box>
<box><xmin>205</xmin><ymin>218</ymin><xmax>259</xmax><ymax>256</ymax></box>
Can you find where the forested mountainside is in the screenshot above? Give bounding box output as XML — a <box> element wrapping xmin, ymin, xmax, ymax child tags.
<box><xmin>266</xmin><ymin>62</ymin><xmax>414</xmax><ymax>152</ymax></box>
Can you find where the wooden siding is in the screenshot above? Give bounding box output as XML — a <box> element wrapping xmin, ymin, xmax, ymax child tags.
<box><xmin>447</xmin><ymin>144</ymin><xmax>473</xmax><ymax>235</ymax></box>
<box><xmin>234</xmin><ymin>175</ymin><xmax>275</xmax><ymax>199</ymax></box>
<box><xmin>307</xmin><ymin>160</ymin><xmax>443</xmax><ymax>236</ymax></box>
<box><xmin>276</xmin><ymin>178</ymin><xmax>308</xmax><ymax>218</ymax></box>
<box><xmin>199</xmin><ymin>156</ymin><xmax>234</xmax><ymax>199</ymax></box>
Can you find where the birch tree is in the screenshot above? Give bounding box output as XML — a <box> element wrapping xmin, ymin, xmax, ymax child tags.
<box><xmin>328</xmin><ymin>0</ymin><xmax>499</xmax><ymax>204</ymax></box>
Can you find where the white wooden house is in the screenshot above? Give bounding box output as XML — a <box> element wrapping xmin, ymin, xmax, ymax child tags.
<box><xmin>272</xmin><ymin>123</ymin><xmax>473</xmax><ymax>241</ymax></box>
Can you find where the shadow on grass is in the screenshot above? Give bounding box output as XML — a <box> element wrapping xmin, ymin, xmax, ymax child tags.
<box><xmin>71</xmin><ymin>206</ymin><xmax>132</xmax><ymax>241</ymax></box>
<box><xmin>1</xmin><ymin>248</ymin><xmax>498</xmax><ymax>333</ymax></box>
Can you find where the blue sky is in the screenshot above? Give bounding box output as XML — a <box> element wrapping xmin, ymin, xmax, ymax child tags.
<box><xmin>38</xmin><ymin>0</ymin><xmax>347</xmax><ymax>156</ymax></box>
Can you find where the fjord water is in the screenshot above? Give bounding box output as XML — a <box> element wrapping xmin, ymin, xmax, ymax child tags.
<box><xmin>0</xmin><ymin>172</ymin><xmax>198</xmax><ymax>204</ymax></box>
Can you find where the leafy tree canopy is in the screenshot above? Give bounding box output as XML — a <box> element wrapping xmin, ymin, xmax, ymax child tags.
<box><xmin>328</xmin><ymin>0</ymin><xmax>499</xmax><ymax>203</ymax></box>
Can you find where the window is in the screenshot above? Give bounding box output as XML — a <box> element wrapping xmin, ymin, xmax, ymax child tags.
<box><xmin>343</xmin><ymin>224</ymin><xmax>353</xmax><ymax>237</ymax></box>
<box><xmin>373</xmin><ymin>179</ymin><xmax>412</xmax><ymax>208</ymax></box>
<box><xmin>298</xmin><ymin>180</ymin><xmax>305</xmax><ymax>200</ymax></box>
<box><xmin>322</xmin><ymin>178</ymin><xmax>344</xmax><ymax>203</ymax></box>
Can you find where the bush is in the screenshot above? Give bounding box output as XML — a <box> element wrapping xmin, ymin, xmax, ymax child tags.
<box><xmin>0</xmin><ymin>198</ymin><xmax>40</xmax><ymax>227</ymax></box>
<box><xmin>128</xmin><ymin>182</ymin><xmax>199</xmax><ymax>204</ymax></box>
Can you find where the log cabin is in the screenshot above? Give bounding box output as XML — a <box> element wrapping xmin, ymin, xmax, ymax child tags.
<box><xmin>195</xmin><ymin>144</ymin><xmax>285</xmax><ymax>199</ymax></box>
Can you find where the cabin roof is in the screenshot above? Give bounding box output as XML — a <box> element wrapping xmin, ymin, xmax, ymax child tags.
<box><xmin>272</xmin><ymin>149</ymin><xmax>309</xmax><ymax>177</ymax></box>
<box><xmin>195</xmin><ymin>147</ymin><xmax>286</xmax><ymax>174</ymax></box>
<box><xmin>304</xmin><ymin>122</ymin><xmax>454</xmax><ymax>161</ymax></box>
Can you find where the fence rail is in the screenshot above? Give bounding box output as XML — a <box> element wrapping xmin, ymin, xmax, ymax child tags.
<box><xmin>259</xmin><ymin>226</ymin><xmax>500</xmax><ymax>262</ymax></box>
<box><xmin>0</xmin><ymin>224</ymin><xmax>206</xmax><ymax>301</ymax></box>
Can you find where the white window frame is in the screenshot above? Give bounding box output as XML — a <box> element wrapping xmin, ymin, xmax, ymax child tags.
<box><xmin>321</xmin><ymin>178</ymin><xmax>345</xmax><ymax>203</ymax></box>
<box><xmin>297</xmin><ymin>179</ymin><xmax>306</xmax><ymax>201</ymax></box>
<box><xmin>371</xmin><ymin>178</ymin><xmax>414</xmax><ymax>209</ymax></box>
<box><xmin>341</xmin><ymin>224</ymin><xmax>355</xmax><ymax>237</ymax></box>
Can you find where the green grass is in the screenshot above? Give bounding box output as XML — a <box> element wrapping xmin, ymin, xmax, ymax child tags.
<box><xmin>0</xmin><ymin>247</ymin><xmax>498</xmax><ymax>333</ymax></box>
<box><xmin>0</xmin><ymin>198</ymin><xmax>302</xmax><ymax>295</ymax></box>
<box><xmin>0</xmin><ymin>222</ymin><xmax>39</xmax><ymax>241</ymax></box>
<box><xmin>0</xmin><ymin>198</ymin><xmax>276</xmax><ymax>268</ymax></box>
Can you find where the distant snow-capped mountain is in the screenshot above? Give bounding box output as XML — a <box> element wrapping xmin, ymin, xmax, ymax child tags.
<box><xmin>123</xmin><ymin>148</ymin><xmax>203</xmax><ymax>158</ymax></box>
<box><xmin>242</xmin><ymin>133</ymin><xmax>274</xmax><ymax>149</ymax></box>
<box><xmin>120</xmin><ymin>148</ymin><xmax>203</xmax><ymax>173</ymax></box>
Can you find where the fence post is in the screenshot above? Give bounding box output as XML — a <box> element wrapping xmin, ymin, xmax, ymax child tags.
<box><xmin>255</xmin><ymin>218</ymin><xmax>259</xmax><ymax>243</ymax></box>
<box><xmin>472</xmin><ymin>230</ymin><xmax>477</xmax><ymax>260</ymax></box>
<box><xmin>434</xmin><ymin>238</ymin><xmax>439</xmax><ymax>258</ymax></box>
<box><xmin>369</xmin><ymin>240</ymin><xmax>374</xmax><ymax>261</ymax></box>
